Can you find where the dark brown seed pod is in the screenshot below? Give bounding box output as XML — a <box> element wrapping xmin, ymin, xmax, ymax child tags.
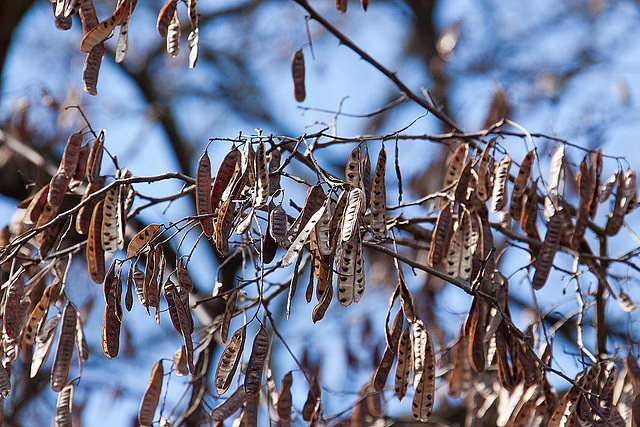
<box><xmin>211</xmin><ymin>147</ymin><xmax>240</xmax><ymax>213</ymax></box>
<box><xmin>138</xmin><ymin>361</ymin><xmax>163</xmax><ymax>427</ymax></box>
<box><xmin>255</xmin><ymin>141</ymin><xmax>269</xmax><ymax>207</ymax></box>
<box><xmin>196</xmin><ymin>148</ymin><xmax>214</xmax><ymax>237</ymax></box>
<box><xmin>51</xmin><ymin>302</ymin><xmax>77</xmax><ymax>392</ymax></box>
<box><xmin>215</xmin><ymin>197</ymin><xmax>235</xmax><ymax>256</ymax></box>
<box><xmin>302</xmin><ymin>377</ymin><xmax>321</xmax><ymax>421</ymax></box>
<box><xmin>268</xmin><ymin>147</ymin><xmax>281</xmax><ymax>196</ymax></box>
<box><xmin>3</xmin><ymin>277</ymin><xmax>24</xmax><ymax>340</ymax></box>
<box><xmin>210</xmin><ymin>386</ymin><xmax>248</xmax><ymax>421</ymax></box>
<box><xmin>86</xmin><ymin>200</ymin><xmax>106</xmax><ymax>284</ymax></box>
<box><xmin>86</xmin><ymin>130</ymin><xmax>104</xmax><ymax>184</ymax></box>
<box><xmin>71</xmin><ymin>143</ymin><xmax>90</xmax><ymax>184</ymax></box>
<box><xmin>24</xmin><ymin>184</ymin><xmax>50</xmax><ymax>225</ymax></box>
<box><xmin>75</xmin><ymin>176</ymin><xmax>105</xmax><ymax>235</ymax></box>
<box><xmin>532</xmin><ymin>210</ymin><xmax>563</xmax><ymax>290</ymax></box>
<box><xmin>244</xmin><ymin>326</ymin><xmax>270</xmax><ymax>397</ymax></box>
<box><xmin>215</xmin><ymin>326</ymin><xmax>246</xmax><ymax>395</ymax></box>
<box><xmin>428</xmin><ymin>202</ymin><xmax>454</xmax><ymax>267</ymax></box>
<box><xmin>395</xmin><ymin>327</ymin><xmax>412</xmax><ymax>400</ymax></box>
<box><xmin>291</xmin><ymin>49</ymin><xmax>306</xmax><ymax>102</ymax></box>
<box><xmin>221</xmin><ymin>290</ymin><xmax>238</xmax><ymax>344</ymax></box>
<box><xmin>102</xmin><ymin>281</ymin><xmax>121</xmax><ymax>358</ymax></box>
<box><xmin>276</xmin><ymin>371</ymin><xmax>293</xmax><ymax>422</ymax></box>
<box><xmin>61</xmin><ymin>132</ymin><xmax>83</xmax><ymax>178</ymax></box>
<box><xmin>48</xmin><ymin>169</ymin><xmax>71</xmax><ymax>209</ymax></box>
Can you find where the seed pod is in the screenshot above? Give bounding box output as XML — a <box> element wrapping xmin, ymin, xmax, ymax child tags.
<box><xmin>269</xmin><ymin>205</ymin><xmax>287</xmax><ymax>243</ymax></box>
<box><xmin>23</xmin><ymin>184</ymin><xmax>50</xmax><ymax>225</ymax></box>
<box><xmin>491</xmin><ymin>153</ymin><xmax>512</xmax><ymax>212</ymax></box>
<box><xmin>177</xmin><ymin>258</ymin><xmax>194</xmax><ymax>293</ymax></box>
<box><xmin>55</xmin><ymin>384</ymin><xmax>73</xmax><ymax>427</ymax></box>
<box><xmin>336</xmin><ymin>230</ymin><xmax>359</xmax><ymax>307</ymax></box>
<box><xmin>395</xmin><ymin>327</ymin><xmax>412</xmax><ymax>400</ymax></box>
<box><xmin>244</xmin><ymin>326</ymin><xmax>270</xmax><ymax>397</ymax></box>
<box><xmin>210</xmin><ymin>386</ymin><xmax>248</xmax><ymax>421</ymax></box>
<box><xmin>76</xmin><ymin>176</ymin><xmax>105</xmax><ymax>235</ymax></box>
<box><xmin>102</xmin><ymin>186</ymin><xmax>119</xmax><ymax>253</ymax></box>
<box><xmin>61</xmin><ymin>131</ymin><xmax>83</xmax><ymax>178</ymax></box>
<box><xmin>312</xmin><ymin>280</ymin><xmax>333</xmax><ymax>323</ymax></box>
<box><xmin>173</xmin><ymin>346</ymin><xmax>189</xmax><ymax>376</ymax></box>
<box><xmin>86</xmin><ymin>131</ymin><xmax>105</xmax><ymax>184</ymax></box>
<box><xmin>532</xmin><ymin>210</ymin><xmax>563</xmax><ymax>290</ymax></box>
<box><xmin>24</xmin><ymin>283</ymin><xmax>56</xmax><ymax>345</ymax></box>
<box><xmin>187</xmin><ymin>28</ymin><xmax>198</xmax><ymax>68</ymax></box>
<box><xmin>282</xmin><ymin>205</ymin><xmax>325</xmax><ymax>267</ymax></box>
<box><xmin>48</xmin><ymin>169</ymin><xmax>71</xmax><ymax>208</ymax></box>
<box><xmin>341</xmin><ymin>188</ymin><xmax>363</xmax><ymax>242</ymax></box>
<box><xmin>216</xmin><ymin>327</ymin><xmax>246</xmax><ymax>395</ymax></box>
<box><xmin>31</xmin><ymin>313</ymin><xmax>61</xmax><ymax>378</ymax></box>
<box><xmin>75</xmin><ymin>312</ymin><xmax>89</xmax><ymax>362</ymax></box>
<box><xmin>102</xmin><ymin>280</ymin><xmax>121</xmax><ymax>358</ymax></box>
<box><xmin>411</xmin><ymin>321</ymin><xmax>435</xmax><ymax>422</ymax></box>
<box><xmin>443</xmin><ymin>144</ymin><xmax>468</xmax><ymax>191</ymax></box>
<box><xmin>80</xmin><ymin>0</ymin><xmax>133</xmax><ymax>53</ymax></box>
<box><xmin>87</xmin><ymin>200</ymin><xmax>106</xmax><ymax>283</ymax></box>
<box><xmin>196</xmin><ymin>148</ymin><xmax>214</xmax><ymax>238</ymax></box>
<box><xmin>370</xmin><ymin>146</ymin><xmax>387</xmax><ymax>239</ymax></box>
<box><xmin>164</xmin><ymin>280</ymin><xmax>182</xmax><ymax>334</ymax></box>
<box><xmin>82</xmin><ymin>43</ymin><xmax>105</xmax><ymax>96</ymax></box>
<box><xmin>157</xmin><ymin>0</ymin><xmax>177</xmax><ymax>37</ymax></box>
<box><xmin>126</xmin><ymin>224</ymin><xmax>162</xmax><ymax>259</ymax></box>
<box><xmin>166</xmin><ymin>10</ymin><xmax>180</xmax><ymax>57</ymax></box>
<box><xmin>428</xmin><ymin>202</ymin><xmax>453</xmax><ymax>267</ymax></box>
<box><xmin>373</xmin><ymin>310</ymin><xmax>403</xmax><ymax>391</ymax></box>
<box><xmin>284</xmin><ymin>185</ymin><xmax>325</xmax><ymax>248</ymax></box>
<box><xmin>71</xmin><ymin>143</ymin><xmax>90</xmax><ymax>185</ymax></box>
<box><xmin>210</xmin><ymin>147</ymin><xmax>240</xmax><ymax>212</ymax></box>
<box><xmin>335</xmin><ymin>0</ymin><xmax>347</xmax><ymax>13</ymax></box>
<box><xmin>445</xmin><ymin>211</ymin><xmax>473</xmax><ymax>280</ymax></box>
<box><xmin>255</xmin><ymin>141</ymin><xmax>269</xmax><ymax>207</ymax></box>
<box><xmin>277</xmin><ymin>371</ymin><xmax>293</xmax><ymax>422</ymax></box>
<box><xmin>571</xmin><ymin>156</ymin><xmax>596</xmax><ymax>249</ymax></box>
<box><xmin>268</xmin><ymin>147</ymin><xmax>281</xmax><ymax>196</ymax></box>
<box><xmin>138</xmin><ymin>361</ymin><xmax>163</xmax><ymax>427</ymax></box>
<box><xmin>345</xmin><ymin>146</ymin><xmax>361</xmax><ymax>188</ymax></box>
<box><xmin>476</xmin><ymin>138</ymin><xmax>496</xmax><ymax>202</ymax></box>
<box><xmin>353</xmin><ymin>234</ymin><xmax>365</xmax><ymax>302</ymax></box>
<box><xmin>3</xmin><ymin>277</ymin><xmax>24</xmax><ymax>339</ymax></box>
<box><xmin>51</xmin><ymin>302</ymin><xmax>77</xmax><ymax>392</ymax></box>
<box><xmin>215</xmin><ymin>198</ymin><xmax>235</xmax><ymax>256</ymax></box>
<box><xmin>291</xmin><ymin>49</ymin><xmax>305</xmax><ymax>102</ymax></box>
<box><xmin>302</xmin><ymin>377</ymin><xmax>321</xmax><ymax>421</ymax></box>
<box><xmin>221</xmin><ymin>290</ymin><xmax>238</xmax><ymax>344</ymax></box>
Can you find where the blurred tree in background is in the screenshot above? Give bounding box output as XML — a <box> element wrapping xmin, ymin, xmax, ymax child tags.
<box><xmin>2</xmin><ymin>0</ymin><xmax>640</xmax><ymax>425</ymax></box>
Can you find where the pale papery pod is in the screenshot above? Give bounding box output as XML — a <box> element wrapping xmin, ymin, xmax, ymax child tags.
<box><xmin>210</xmin><ymin>386</ymin><xmax>248</xmax><ymax>421</ymax></box>
<box><xmin>282</xmin><ymin>205</ymin><xmax>325</xmax><ymax>267</ymax></box>
<box><xmin>80</xmin><ymin>0</ymin><xmax>133</xmax><ymax>53</ymax></box>
<box><xmin>0</xmin><ymin>365</ymin><xmax>10</xmax><ymax>399</ymax></box>
<box><xmin>545</xmin><ymin>145</ymin><xmax>565</xmax><ymax>220</ymax></box>
<box><xmin>173</xmin><ymin>346</ymin><xmax>189</xmax><ymax>376</ymax></box>
<box><xmin>447</xmin><ymin>333</ymin><xmax>470</xmax><ymax>398</ymax></box>
<box><xmin>445</xmin><ymin>211</ymin><xmax>473</xmax><ymax>280</ymax></box>
<box><xmin>215</xmin><ymin>197</ymin><xmax>235</xmax><ymax>256</ymax></box>
<box><xmin>411</xmin><ymin>323</ymin><xmax>436</xmax><ymax>422</ymax></box>
<box><xmin>86</xmin><ymin>200</ymin><xmax>106</xmax><ymax>283</ymax></box>
<box><xmin>269</xmin><ymin>205</ymin><xmax>287</xmax><ymax>243</ymax></box>
<box><xmin>283</xmin><ymin>185</ymin><xmax>325</xmax><ymax>248</ymax></box>
<box><xmin>532</xmin><ymin>210</ymin><xmax>563</xmax><ymax>290</ymax></box>
<box><xmin>291</xmin><ymin>49</ymin><xmax>306</xmax><ymax>102</ymax></box>
<box><xmin>51</xmin><ymin>302</ymin><xmax>77</xmax><ymax>392</ymax></box>
<box><xmin>117</xmin><ymin>168</ymin><xmax>133</xmax><ymax>250</ymax></box>
<box><xmin>443</xmin><ymin>143</ymin><xmax>468</xmax><ymax>192</ymax></box>
<box><xmin>276</xmin><ymin>371</ymin><xmax>293</xmax><ymax>422</ymax></box>
<box><xmin>24</xmin><ymin>184</ymin><xmax>50</xmax><ymax>225</ymax></box>
<box><xmin>255</xmin><ymin>141</ymin><xmax>269</xmax><ymax>207</ymax></box>
<box><xmin>412</xmin><ymin>319</ymin><xmax>428</xmax><ymax>389</ymax></box>
<box><xmin>101</xmin><ymin>186</ymin><xmax>119</xmax><ymax>253</ymax></box>
<box><xmin>618</xmin><ymin>289</ymin><xmax>637</xmax><ymax>312</ymax></box>
<box><xmin>491</xmin><ymin>153</ymin><xmax>512</xmax><ymax>213</ymax></box>
<box><xmin>428</xmin><ymin>202</ymin><xmax>453</xmax><ymax>267</ymax></box>
<box><xmin>138</xmin><ymin>360</ymin><xmax>163</xmax><ymax>427</ymax></box>
<box><xmin>244</xmin><ymin>326</ymin><xmax>270</xmax><ymax>397</ymax></box>
<box><xmin>75</xmin><ymin>312</ymin><xmax>89</xmax><ymax>363</ymax></box>
<box><xmin>188</xmin><ymin>28</ymin><xmax>199</xmax><ymax>68</ymax></box>
<box><xmin>24</xmin><ymin>283</ymin><xmax>56</xmax><ymax>345</ymax></box>
<box><xmin>268</xmin><ymin>148</ymin><xmax>281</xmax><ymax>196</ymax></box>
<box><xmin>157</xmin><ymin>0</ymin><xmax>177</xmax><ymax>37</ymax></box>
<box><xmin>126</xmin><ymin>224</ymin><xmax>161</xmax><ymax>259</ymax></box>
<box><xmin>315</xmin><ymin>198</ymin><xmax>333</xmax><ymax>256</ymax></box>
<box><xmin>241</xmin><ymin>141</ymin><xmax>256</xmax><ymax>190</ymax></box>
<box><xmin>352</xmin><ymin>233</ymin><xmax>365</xmax><ymax>303</ymax></box>
<box><xmin>341</xmin><ymin>187</ymin><xmax>363</xmax><ymax>242</ymax></box>
<box><xmin>599</xmin><ymin>173</ymin><xmax>617</xmax><ymax>203</ymax></box>
<box><xmin>394</xmin><ymin>327</ymin><xmax>412</xmax><ymax>401</ymax></box>
<box><xmin>345</xmin><ymin>146</ymin><xmax>361</xmax><ymax>188</ymax></box>
<box><xmin>221</xmin><ymin>290</ymin><xmax>238</xmax><ymax>344</ymax></box>
<box><xmin>215</xmin><ymin>326</ymin><xmax>246</xmax><ymax>395</ymax></box>
<box><xmin>31</xmin><ymin>313</ymin><xmax>61</xmax><ymax>378</ymax></box>
<box><xmin>54</xmin><ymin>384</ymin><xmax>73</xmax><ymax>427</ymax></box>
<box><xmin>166</xmin><ymin>11</ymin><xmax>180</xmax><ymax>57</ymax></box>
<box><xmin>114</xmin><ymin>0</ymin><xmax>133</xmax><ymax>64</ymax></box>
<box><xmin>370</xmin><ymin>146</ymin><xmax>387</xmax><ymax>239</ymax></box>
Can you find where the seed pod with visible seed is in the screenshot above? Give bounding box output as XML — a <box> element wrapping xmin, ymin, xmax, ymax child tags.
<box><xmin>102</xmin><ymin>186</ymin><xmax>119</xmax><ymax>253</ymax></box>
<box><xmin>55</xmin><ymin>384</ymin><xmax>73</xmax><ymax>427</ymax></box>
<box><xmin>395</xmin><ymin>327</ymin><xmax>411</xmax><ymax>400</ymax></box>
<box><xmin>269</xmin><ymin>204</ymin><xmax>287</xmax><ymax>243</ymax></box>
<box><xmin>491</xmin><ymin>153</ymin><xmax>512</xmax><ymax>212</ymax></box>
<box><xmin>291</xmin><ymin>49</ymin><xmax>305</xmax><ymax>102</ymax></box>
<box><xmin>51</xmin><ymin>302</ymin><xmax>77</xmax><ymax>392</ymax></box>
<box><xmin>412</xmin><ymin>320</ymin><xmax>436</xmax><ymax>422</ymax></box>
<box><xmin>282</xmin><ymin>205</ymin><xmax>325</xmax><ymax>267</ymax></box>
<box><xmin>138</xmin><ymin>361</ymin><xmax>163</xmax><ymax>427</ymax></box>
<box><xmin>126</xmin><ymin>224</ymin><xmax>162</xmax><ymax>259</ymax></box>
<box><xmin>215</xmin><ymin>327</ymin><xmax>246</xmax><ymax>395</ymax></box>
<box><xmin>443</xmin><ymin>144</ymin><xmax>468</xmax><ymax>192</ymax></box>
<box><xmin>244</xmin><ymin>326</ymin><xmax>269</xmax><ymax>397</ymax></box>
<box><xmin>283</xmin><ymin>185</ymin><xmax>325</xmax><ymax>248</ymax></box>
<box><xmin>370</xmin><ymin>146</ymin><xmax>387</xmax><ymax>239</ymax></box>
<box><xmin>215</xmin><ymin>198</ymin><xmax>235</xmax><ymax>256</ymax></box>
<box><xmin>341</xmin><ymin>188</ymin><xmax>363</xmax><ymax>243</ymax></box>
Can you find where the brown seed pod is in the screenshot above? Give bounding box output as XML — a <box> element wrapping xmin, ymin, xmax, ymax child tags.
<box><xmin>411</xmin><ymin>321</ymin><xmax>436</xmax><ymax>422</ymax></box>
<box><xmin>3</xmin><ymin>277</ymin><xmax>24</xmax><ymax>339</ymax></box>
<box><xmin>24</xmin><ymin>283</ymin><xmax>57</xmax><ymax>345</ymax></box>
<box><xmin>102</xmin><ymin>281</ymin><xmax>121</xmax><ymax>358</ymax></box>
<box><xmin>215</xmin><ymin>326</ymin><xmax>246</xmax><ymax>395</ymax></box>
<box><xmin>443</xmin><ymin>143</ymin><xmax>468</xmax><ymax>192</ymax></box>
<box><xmin>244</xmin><ymin>326</ymin><xmax>270</xmax><ymax>397</ymax></box>
<box><xmin>221</xmin><ymin>290</ymin><xmax>238</xmax><ymax>344</ymax></box>
<box><xmin>353</xmin><ymin>234</ymin><xmax>365</xmax><ymax>303</ymax></box>
<box><xmin>86</xmin><ymin>131</ymin><xmax>105</xmax><ymax>184</ymax></box>
<box><xmin>215</xmin><ymin>197</ymin><xmax>235</xmax><ymax>256</ymax></box>
<box><xmin>126</xmin><ymin>224</ymin><xmax>162</xmax><ymax>259</ymax></box>
<box><xmin>157</xmin><ymin>0</ymin><xmax>177</xmax><ymax>37</ymax></box>
<box><xmin>445</xmin><ymin>211</ymin><xmax>473</xmax><ymax>280</ymax></box>
<box><xmin>428</xmin><ymin>202</ymin><xmax>454</xmax><ymax>267</ymax></box>
<box><xmin>210</xmin><ymin>386</ymin><xmax>248</xmax><ymax>421</ymax></box>
<box><xmin>82</xmin><ymin>43</ymin><xmax>105</xmax><ymax>96</ymax></box>
<box><xmin>101</xmin><ymin>186</ymin><xmax>119</xmax><ymax>253</ymax></box>
<box><xmin>75</xmin><ymin>176</ymin><xmax>105</xmax><ymax>235</ymax></box>
<box><xmin>532</xmin><ymin>210</ymin><xmax>563</xmax><ymax>290</ymax></box>
<box><xmin>87</xmin><ymin>200</ymin><xmax>106</xmax><ymax>283</ymax></box>
<box><xmin>373</xmin><ymin>310</ymin><xmax>403</xmax><ymax>391</ymax></box>
<box><xmin>336</xmin><ymin>233</ymin><xmax>358</xmax><ymax>306</ymax></box>
<box><xmin>268</xmin><ymin>147</ymin><xmax>281</xmax><ymax>196</ymax></box>
<box><xmin>491</xmin><ymin>153</ymin><xmax>512</xmax><ymax>213</ymax></box>
<box><xmin>291</xmin><ymin>49</ymin><xmax>306</xmax><ymax>102</ymax></box>
<box><xmin>31</xmin><ymin>313</ymin><xmax>61</xmax><ymax>378</ymax></box>
<box><xmin>345</xmin><ymin>146</ymin><xmax>362</xmax><ymax>189</ymax></box>
<box><xmin>311</xmin><ymin>280</ymin><xmax>333</xmax><ymax>323</ymax></box>
<box><xmin>51</xmin><ymin>302</ymin><xmax>77</xmax><ymax>392</ymax></box>
<box><xmin>335</xmin><ymin>0</ymin><xmax>347</xmax><ymax>13</ymax></box>
<box><xmin>302</xmin><ymin>377</ymin><xmax>321</xmax><ymax>421</ymax></box>
<box><xmin>55</xmin><ymin>384</ymin><xmax>73</xmax><ymax>427</ymax></box>
<box><xmin>394</xmin><ymin>327</ymin><xmax>412</xmax><ymax>401</ymax></box>
<box><xmin>282</xmin><ymin>205</ymin><xmax>326</xmax><ymax>267</ymax></box>
<box><xmin>71</xmin><ymin>143</ymin><xmax>90</xmax><ymax>184</ymax></box>
<box><xmin>173</xmin><ymin>346</ymin><xmax>189</xmax><ymax>376</ymax></box>
<box><xmin>80</xmin><ymin>0</ymin><xmax>133</xmax><ymax>53</ymax></box>
<box><xmin>269</xmin><ymin>204</ymin><xmax>287</xmax><ymax>243</ymax></box>
<box><xmin>196</xmin><ymin>148</ymin><xmax>214</xmax><ymax>237</ymax></box>
<box><xmin>24</xmin><ymin>184</ymin><xmax>50</xmax><ymax>225</ymax></box>
<box><xmin>138</xmin><ymin>360</ymin><xmax>163</xmax><ymax>427</ymax></box>
<box><xmin>255</xmin><ymin>141</ymin><xmax>269</xmax><ymax>207</ymax></box>
<box><xmin>276</xmin><ymin>371</ymin><xmax>293</xmax><ymax>422</ymax></box>
<box><xmin>48</xmin><ymin>169</ymin><xmax>71</xmax><ymax>209</ymax></box>
<box><xmin>571</xmin><ymin>155</ymin><xmax>596</xmax><ymax>249</ymax></box>
<box><xmin>210</xmin><ymin>147</ymin><xmax>240</xmax><ymax>213</ymax></box>
<box><xmin>61</xmin><ymin>132</ymin><xmax>83</xmax><ymax>178</ymax></box>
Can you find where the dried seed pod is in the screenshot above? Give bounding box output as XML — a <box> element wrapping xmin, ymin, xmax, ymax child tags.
<box><xmin>210</xmin><ymin>148</ymin><xmax>240</xmax><ymax>215</ymax></box>
<box><xmin>282</xmin><ymin>205</ymin><xmax>326</xmax><ymax>267</ymax></box>
<box><xmin>82</xmin><ymin>43</ymin><xmax>105</xmax><ymax>96</ymax></box>
<box><xmin>545</xmin><ymin>145</ymin><xmax>565</xmax><ymax>220</ymax></box>
<box><xmin>157</xmin><ymin>0</ymin><xmax>177</xmax><ymax>37</ymax></box>
<box><xmin>394</xmin><ymin>327</ymin><xmax>412</xmax><ymax>401</ymax></box>
<box><xmin>24</xmin><ymin>184</ymin><xmax>50</xmax><ymax>225</ymax></box>
<box><xmin>291</xmin><ymin>49</ymin><xmax>306</xmax><ymax>102</ymax></box>
<box><xmin>255</xmin><ymin>141</ymin><xmax>269</xmax><ymax>207</ymax></box>
<box><xmin>196</xmin><ymin>148</ymin><xmax>214</xmax><ymax>237</ymax></box>
<box><xmin>173</xmin><ymin>346</ymin><xmax>189</xmax><ymax>376</ymax></box>
<box><xmin>210</xmin><ymin>386</ymin><xmax>248</xmax><ymax>421</ymax></box>
<box><xmin>269</xmin><ymin>204</ymin><xmax>287</xmax><ymax>243</ymax></box>
<box><xmin>76</xmin><ymin>176</ymin><xmax>105</xmax><ymax>235</ymax></box>
<box><xmin>370</xmin><ymin>146</ymin><xmax>387</xmax><ymax>239</ymax></box>
<box><xmin>353</xmin><ymin>234</ymin><xmax>365</xmax><ymax>302</ymax></box>
<box><xmin>166</xmin><ymin>10</ymin><xmax>180</xmax><ymax>57</ymax></box>
<box><xmin>476</xmin><ymin>138</ymin><xmax>496</xmax><ymax>202</ymax></box>
<box><xmin>336</xmin><ymin>233</ymin><xmax>358</xmax><ymax>306</ymax></box>
<box><xmin>55</xmin><ymin>384</ymin><xmax>73</xmax><ymax>427</ymax></box>
<box><xmin>411</xmin><ymin>321</ymin><xmax>435</xmax><ymax>422</ymax></box>
<box><xmin>102</xmin><ymin>186</ymin><xmax>119</xmax><ymax>253</ymax></box>
<box><xmin>31</xmin><ymin>313</ymin><xmax>61</xmax><ymax>378</ymax></box>
<box><xmin>221</xmin><ymin>289</ymin><xmax>238</xmax><ymax>344</ymax></box>
<box><xmin>3</xmin><ymin>277</ymin><xmax>24</xmax><ymax>339</ymax></box>
<box><xmin>86</xmin><ymin>200</ymin><xmax>106</xmax><ymax>283</ymax></box>
<box><xmin>86</xmin><ymin>131</ymin><xmax>105</xmax><ymax>184</ymax></box>
<box><xmin>164</xmin><ymin>280</ymin><xmax>182</xmax><ymax>334</ymax></box>
<box><xmin>373</xmin><ymin>310</ymin><xmax>403</xmax><ymax>391</ymax></box>
<box><xmin>283</xmin><ymin>185</ymin><xmax>325</xmax><ymax>248</ymax></box>
<box><xmin>268</xmin><ymin>147</ymin><xmax>281</xmax><ymax>196</ymax></box>
<box><xmin>61</xmin><ymin>132</ymin><xmax>83</xmax><ymax>178</ymax></box>
<box><xmin>80</xmin><ymin>0</ymin><xmax>133</xmax><ymax>53</ymax></box>
<box><xmin>443</xmin><ymin>144</ymin><xmax>468</xmax><ymax>191</ymax></box>
<box><xmin>345</xmin><ymin>146</ymin><xmax>361</xmax><ymax>188</ymax></box>
<box><xmin>532</xmin><ymin>210</ymin><xmax>563</xmax><ymax>290</ymax></box>
<box><xmin>51</xmin><ymin>302</ymin><xmax>77</xmax><ymax>392</ymax></box>
<box><xmin>24</xmin><ymin>283</ymin><xmax>56</xmax><ymax>345</ymax></box>
<box><xmin>445</xmin><ymin>211</ymin><xmax>473</xmax><ymax>280</ymax></box>
<box><xmin>215</xmin><ymin>198</ymin><xmax>235</xmax><ymax>256</ymax></box>
<box><xmin>512</xmin><ymin>150</ymin><xmax>535</xmax><ymax>202</ymax></box>
<box><xmin>315</xmin><ymin>200</ymin><xmax>333</xmax><ymax>256</ymax></box>
<box><xmin>277</xmin><ymin>371</ymin><xmax>293</xmax><ymax>422</ymax></box>
<box><xmin>71</xmin><ymin>143</ymin><xmax>90</xmax><ymax>185</ymax></box>
<box><xmin>188</xmin><ymin>28</ymin><xmax>199</xmax><ymax>68</ymax></box>
<box><xmin>491</xmin><ymin>153</ymin><xmax>512</xmax><ymax>212</ymax></box>
<box><xmin>215</xmin><ymin>327</ymin><xmax>246</xmax><ymax>395</ymax></box>
<box><xmin>75</xmin><ymin>312</ymin><xmax>89</xmax><ymax>362</ymax></box>
<box><xmin>262</xmin><ymin>227</ymin><xmax>278</xmax><ymax>264</ymax></box>
<box><xmin>302</xmin><ymin>377</ymin><xmax>321</xmax><ymax>421</ymax></box>
<box><xmin>102</xmin><ymin>280</ymin><xmax>121</xmax><ymax>358</ymax></box>
<box><xmin>341</xmin><ymin>188</ymin><xmax>363</xmax><ymax>242</ymax></box>
<box><xmin>428</xmin><ymin>202</ymin><xmax>453</xmax><ymax>267</ymax></box>
<box><xmin>48</xmin><ymin>169</ymin><xmax>71</xmax><ymax>208</ymax></box>
<box><xmin>244</xmin><ymin>326</ymin><xmax>270</xmax><ymax>397</ymax></box>
<box><xmin>335</xmin><ymin>0</ymin><xmax>347</xmax><ymax>13</ymax></box>
<box><xmin>571</xmin><ymin>155</ymin><xmax>596</xmax><ymax>249</ymax></box>
<box><xmin>138</xmin><ymin>361</ymin><xmax>163</xmax><ymax>427</ymax></box>
<box><xmin>177</xmin><ymin>258</ymin><xmax>194</xmax><ymax>293</ymax></box>
<box><xmin>311</xmin><ymin>281</ymin><xmax>333</xmax><ymax>323</ymax></box>
<box><xmin>126</xmin><ymin>224</ymin><xmax>161</xmax><ymax>259</ymax></box>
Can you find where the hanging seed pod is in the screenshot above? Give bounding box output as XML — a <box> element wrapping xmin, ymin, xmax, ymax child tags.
<box><xmin>215</xmin><ymin>327</ymin><xmax>246</xmax><ymax>395</ymax></box>
<box><xmin>370</xmin><ymin>146</ymin><xmax>387</xmax><ymax>239</ymax></box>
<box><xmin>60</xmin><ymin>132</ymin><xmax>83</xmax><ymax>178</ymax></box>
<box><xmin>395</xmin><ymin>327</ymin><xmax>412</xmax><ymax>401</ymax></box>
<box><xmin>255</xmin><ymin>141</ymin><xmax>269</xmax><ymax>207</ymax></box>
<box><xmin>373</xmin><ymin>310</ymin><xmax>403</xmax><ymax>392</ymax></box>
<box><xmin>210</xmin><ymin>386</ymin><xmax>248</xmax><ymax>421</ymax></box>
<box><xmin>48</xmin><ymin>169</ymin><xmax>71</xmax><ymax>209</ymax></box>
<box><xmin>177</xmin><ymin>258</ymin><xmax>194</xmax><ymax>293</ymax></box>
<box><xmin>476</xmin><ymin>138</ymin><xmax>496</xmax><ymax>202</ymax></box>
<box><xmin>126</xmin><ymin>224</ymin><xmax>161</xmax><ymax>259</ymax></box>
<box><xmin>571</xmin><ymin>156</ymin><xmax>596</xmax><ymax>249</ymax></box>
<box><xmin>244</xmin><ymin>326</ymin><xmax>270</xmax><ymax>397</ymax></box>
<box><xmin>291</xmin><ymin>49</ymin><xmax>306</xmax><ymax>102</ymax></box>
<box><xmin>262</xmin><ymin>227</ymin><xmax>278</xmax><ymax>264</ymax></box>
<box><xmin>71</xmin><ymin>143</ymin><xmax>89</xmax><ymax>185</ymax></box>
<box><xmin>284</xmin><ymin>185</ymin><xmax>325</xmax><ymax>248</ymax></box>
<box><xmin>353</xmin><ymin>234</ymin><xmax>365</xmax><ymax>302</ymax></box>
<box><xmin>443</xmin><ymin>144</ymin><xmax>468</xmax><ymax>191</ymax></box>
<box><xmin>196</xmin><ymin>148</ymin><xmax>214</xmax><ymax>238</ymax></box>
<box><xmin>55</xmin><ymin>384</ymin><xmax>73</xmax><ymax>427</ymax></box>
<box><xmin>76</xmin><ymin>176</ymin><xmax>105</xmax><ymax>235</ymax></box>
<box><xmin>268</xmin><ymin>147</ymin><xmax>281</xmax><ymax>196</ymax></box>
<box><xmin>86</xmin><ymin>200</ymin><xmax>106</xmax><ymax>283</ymax></box>
<box><xmin>491</xmin><ymin>153</ymin><xmax>512</xmax><ymax>212</ymax></box>
<box><xmin>532</xmin><ymin>210</ymin><xmax>563</xmax><ymax>290</ymax></box>
<box><xmin>454</xmin><ymin>159</ymin><xmax>473</xmax><ymax>204</ymax></box>
<box><xmin>24</xmin><ymin>283</ymin><xmax>57</xmax><ymax>345</ymax></box>
<box><xmin>428</xmin><ymin>202</ymin><xmax>453</xmax><ymax>267</ymax></box>
<box><xmin>102</xmin><ymin>281</ymin><xmax>121</xmax><ymax>358</ymax></box>
<box><xmin>51</xmin><ymin>302</ymin><xmax>77</xmax><ymax>392</ymax></box>
<box><xmin>269</xmin><ymin>205</ymin><xmax>287</xmax><ymax>243</ymax></box>
<box><xmin>412</xmin><ymin>321</ymin><xmax>436</xmax><ymax>422</ymax></box>
<box><xmin>360</xmin><ymin>145</ymin><xmax>372</xmax><ymax>207</ymax></box>
<box><xmin>341</xmin><ymin>188</ymin><xmax>363</xmax><ymax>242</ymax></box>
<box><xmin>31</xmin><ymin>313</ymin><xmax>61</xmax><ymax>378</ymax></box>
<box><xmin>166</xmin><ymin>10</ymin><xmax>180</xmax><ymax>57</ymax></box>
<box><xmin>173</xmin><ymin>346</ymin><xmax>189</xmax><ymax>376</ymax></box>
<box><xmin>345</xmin><ymin>146</ymin><xmax>361</xmax><ymax>189</ymax></box>
<box><xmin>312</xmin><ymin>281</ymin><xmax>333</xmax><ymax>323</ymax></box>
<box><xmin>80</xmin><ymin>0</ymin><xmax>133</xmax><ymax>53</ymax></box>
<box><xmin>101</xmin><ymin>186</ymin><xmax>119</xmax><ymax>253</ymax></box>
<box><xmin>86</xmin><ymin>130</ymin><xmax>104</xmax><ymax>184</ymax></box>
<box><xmin>335</xmin><ymin>0</ymin><xmax>347</xmax><ymax>13</ymax></box>
<box><xmin>302</xmin><ymin>377</ymin><xmax>321</xmax><ymax>421</ymax></box>
<box><xmin>215</xmin><ymin>198</ymin><xmax>235</xmax><ymax>256</ymax></box>
<box><xmin>3</xmin><ymin>277</ymin><xmax>24</xmax><ymax>339</ymax></box>
<box><xmin>138</xmin><ymin>361</ymin><xmax>163</xmax><ymax>427</ymax></box>
<box><xmin>24</xmin><ymin>184</ymin><xmax>50</xmax><ymax>225</ymax></box>
<box><xmin>221</xmin><ymin>290</ymin><xmax>238</xmax><ymax>344</ymax></box>
<box><xmin>446</xmin><ymin>212</ymin><xmax>473</xmax><ymax>280</ymax></box>
<box><xmin>282</xmin><ymin>205</ymin><xmax>325</xmax><ymax>267</ymax></box>
<box><xmin>277</xmin><ymin>371</ymin><xmax>293</xmax><ymax>422</ymax></box>
<box><xmin>315</xmin><ymin>200</ymin><xmax>333</xmax><ymax>256</ymax></box>
<box><xmin>157</xmin><ymin>0</ymin><xmax>177</xmax><ymax>37</ymax></box>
